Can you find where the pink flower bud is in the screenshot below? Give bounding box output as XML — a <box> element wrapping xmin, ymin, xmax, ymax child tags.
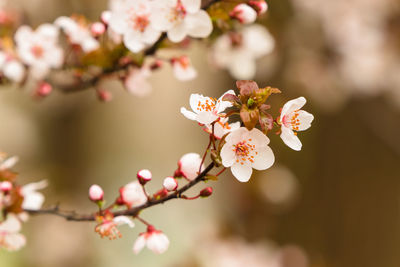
<box><xmin>100</xmin><ymin>11</ymin><xmax>112</xmax><ymax>25</ymax></box>
<box><xmin>96</xmin><ymin>89</ymin><xmax>112</xmax><ymax>102</ymax></box>
<box><xmin>163</xmin><ymin>177</ymin><xmax>178</xmax><ymax>191</ymax></box>
<box><xmin>0</xmin><ymin>181</ymin><xmax>12</xmax><ymax>192</ymax></box>
<box><xmin>200</xmin><ymin>187</ymin><xmax>213</xmax><ymax>198</ymax></box>
<box><xmin>249</xmin><ymin>0</ymin><xmax>268</xmax><ymax>15</ymax></box>
<box><xmin>150</xmin><ymin>60</ymin><xmax>163</xmax><ymax>70</ymax></box>
<box><xmin>230</xmin><ymin>4</ymin><xmax>257</xmax><ymax>24</ymax></box>
<box><xmin>137</xmin><ymin>169</ymin><xmax>152</xmax><ymax>185</ymax></box>
<box><xmin>89</xmin><ymin>184</ymin><xmax>104</xmax><ymax>201</ymax></box>
<box><xmin>91</xmin><ymin>22</ymin><xmax>106</xmax><ymax>37</ymax></box>
<box><xmin>36</xmin><ymin>82</ymin><xmax>52</xmax><ymax>97</ymax></box>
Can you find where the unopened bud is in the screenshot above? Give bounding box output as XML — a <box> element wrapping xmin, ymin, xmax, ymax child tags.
<box><xmin>100</xmin><ymin>11</ymin><xmax>112</xmax><ymax>25</ymax></box>
<box><xmin>163</xmin><ymin>177</ymin><xmax>178</xmax><ymax>191</ymax></box>
<box><xmin>200</xmin><ymin>187</ymin><xmax>213</xmax><ymax>198</ymax></box>
<box><xmin>97</xmin><ymin>89</ymin><xmax>112</xmax><ymax>102</ymax></box>
<box><xmin>230</xmin><ymin>4</ymin><xmax>257</xmax><ymax>24</ymax></box>
<box><xmin>36</xmin><ymin>82</ymin><xmax>52</xmax><ymax>97</ymax></box>
<box><xmin>91</xmin><ymin>22</ymin><xmax>106</xmax><ymax>37</ymax></box>
<box><xmin>89</xmin><ymin>184</ymin><xmax>104</xmax><ymax>202</ymax></box>
<box><xmin>249</xmin><ymin>0</ymin><xmax>268</xmax><ymax>15</ymax></box>
<box><xmin>137</xmin><ymin>169</ymin><xmax>152</xmax><ymax>185</ymax></box>
<box><xmin>0</xmin><ymin>181</ymin><xmax>12</xmax><ymax>192</ymax></box>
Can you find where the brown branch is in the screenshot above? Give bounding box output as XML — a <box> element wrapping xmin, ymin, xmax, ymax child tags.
<box><xmin>25</xmin><ymin>162</ymin><xmax>215</xmax><ymax>222</ymax></box>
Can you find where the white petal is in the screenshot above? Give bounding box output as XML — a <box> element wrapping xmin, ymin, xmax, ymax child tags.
<box><xmin>4</xmin><ymin>233</ymin><xmax>26</xmax><ymax>251</ymax></box>
<box><xmin>0</xmin><ymin>214</ymin><xmax>22</xmax><ymax>233</ymax></box>
<box><xmin>249</xmin><ymin>128</ymin><xmax>270</xmax><ymax>147</ymax></box>
<box><xmin>280</xmin><ymin>97</ymin><xmax>307</xmax><ymax>120</ymax></box>
<box><xmin>180</xmin><ymin>107</ymin><xmax>197</xmax><ymax>121</ymax></box>
<box><xmin>182</xmin><ymin>0</ymin><xmax>201</xmax><ymax>13</ymax></box>
<box><xmin>15</xmin><ymin>25</ymin><xmax>33</xmax><ymax>44</ymax></box>
<box><xmin>221</xmin><ymin>141</ymin><xmax>236</xmax><ymax>167</ymax></box>
<box><xmin>22</xmin><ymin>192</ymin><xmax>45</xmax><ymax>210</ymax></box>
<box><xmin>185</xmin><ymin>10</ymin><xmax>213</xmax><ymax>38</ymax></box>
<box><xmin>296</xmin><ymin>110</ymin><xmax>314</xmax><ymax>131</ymax></box>
<box><xmin>167</xmin><ymin>22</ymin><xmax>187</xmax><ymax>43</ymax></box>
<box><xmin>147</xmin><ymin>233</ymin><xmax>170</xmax><ymax>254</ymax></box>
<box><xmin>280</xmin><ymin>126</ymin><xmax>302</xmax><ymax>151</ymax></box>
<box><xmin>36</xmin><ymin>23</ymin><xmax>59</xmax><ymax>43</ymax></box>
<box><xmin>133</xmin><ymin>235</ymin><xmax>146</xmax><ymax>254</ymax></box>
<box><xmin>173</xmin><ymin>64</ymin><xmax>197</xmax><ymax>81</ymax></box>
<box><xmin>81</xmin><ymin>38</ymin><xmax>100</xmax><ymax>53</ymax></box>
<box><xmin>225</xmin><ymin>127</ymin><xmax>248</xmax><ymax>144</ymax></box>
<box><xmin>229</xmin><ymin>54</ymin><xmax>256</xmax><ymax>80</ymax></box>
<box><xmin>189</xmin><ymin>93</ymin><xmax>207</xmax><ymax>113</ymax></box>
<box><xmin>243</xmin><ymin>24</ymin><xmax>275</xmax><ymax>58</ymax></box>
<box><xmin>196</xmin><ymin>111</ymin><xmax>219</xmax><ymax>125</ymax></box>
<box><xmin>231</xmin><ymin>162</ymin><xmax>252</xmax><ymax>182</ymax></box>
<box><xmin>123</xmin><ymin>32</ymin><xmax>146</xmax><ymax>53</ymax></box>
<box><xmin>251</xmin><ymin>146</ymin><xmax>275</xmax><ymax>170</ymax></box>
<box><xmin>0</xmin><ymin>156</ymin><xmax>19</xmax><ymax>170</ymax></box>
<box><xmin>21</xmin><ymin>180</ymin><xmax>48</xmax><ymax>194</ymax></box>
<box><xmin>3</xmin><ymin>61</ymin><xmax>25</xmax><ymax>83</ymax></box>
<box><xmin>113</xmin><ymin>216</ymin><xmax>135</xmax><ymax>228</ymax></box>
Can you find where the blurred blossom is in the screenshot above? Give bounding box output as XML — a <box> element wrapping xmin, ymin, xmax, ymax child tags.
<box><xmin>124</xmin><ymin>67</ymin><xmax>152</xmax><ymax>97</ymax></box>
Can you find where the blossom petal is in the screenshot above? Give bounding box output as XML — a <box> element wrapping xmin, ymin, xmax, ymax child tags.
<box><xmin>113</xmin><ymin>216</ymin><xmax>135</xmax><ymax>228</ymax></box>
<box><xmin>167</xmin><ymin>22</ymin><xmax>187</xmax><ymax>43</ymax></box>
<box><xmin>221</xmin><ymin>141</ymin><xmax>236</xmax><ymax>167</ymax></box>
<box><xmin>0</xmin><ymin>156</ymin><xmax>19</xmax><ymax>170</ymax></box>
<box><xmin>231</xmin><ymin>162</ymin><xmax>252</xmax><ymax>182</ymax></box>
<box><xmin>180</xmin><ymin>107</ymin><xmax>197</xmax><ymax>121</ymax></box>
<box><xmin>296</xmin><ymin>110</ymin><xmax>314</xmax><ymax>131</ymax></box>
<box><xmin>280</xmin><ymin>126</ymin><xmax>302</xmax><ymax>151</ymax></box>
<box><xmin>249</xmin><ymin>128</ymin><xmax>270</xmax><ymax>147</ymax></box>
<box><xmin>185</xmin><ymin>10</ymin><xmax>213</xmax><ymax>38</ymax></box>
<box><xmin>280</xmin><ymin>97</ymin><xmax>307</xmax><ymax>120</ymax></box>
<box><xmin>229</xmin><ymin>54</ymin><xmax>256</xmax><ymax>80</ymax></box>
<box><xmin>36</xmin><ymin>23</ymin><xmax>59</xmax><ymax>43</ymax></box>
<box><xmin>133</xmin><ymin>234</ymin><xmax>146</xmax><ymax>254</ymax></box>
<box><xmin>147</xmin><ymin>233</ymin><xmax>170</xmax><ymax>254</ymax></box>
<box><xmin>0</xmin><ymin>214</ymin><xmax>22</xmax><ymax>233</ymax></box>
<box><xmin>123</xmin><ymin>31</ymin><xmax>146</xmax><ymax>53</ymax></box>
<box><xmin>196</xmin><ymin>111</ymin><xmax>219</xmax><ymax>125</ymax></box>
<box><xmin>182</xmin><ymin>0</ymin><xmax>201</xmax><ymax>13</ymax></box>
<box><xmin>251</xmin><ymin>146</ymin><xmax>275</xmax><ymax>170</ymax></box>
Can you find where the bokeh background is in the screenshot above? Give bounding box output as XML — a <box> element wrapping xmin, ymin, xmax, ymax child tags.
<box><xmin>1</xmin><ymin>0</ymin><xmax>400</xmax><ymax>266</ymax></box>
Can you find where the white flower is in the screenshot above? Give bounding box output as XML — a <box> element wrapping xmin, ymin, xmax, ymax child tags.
<box><xmin>15</xmin><ymin>24</ymin><xmax>63</xmax><ymax>80</ymax></box>
<box><xmin>109</xmin><ymin>0</ymin><xmax>161</xmax><ymax>53</ymax></box>
<box><xmin>172</xmin><ymin>56</ymin><xmax>197</xmax><ymax>81</ymax></box>
<box><xmin>163</xmin><ymin>177</ymin><xmax>178</xmax><ymax>191</ymax></box>
<box><xmin>181</xmin><ymin>90</ymin><xmax>235</xmax><ymax>125</ymax></box>
<box><xmin>177</xmin><ymin>153</ymin><xmax>204</xmax><ymax>180</ymax></box>
<box><xmin>119</xmin><ymin>181</ymin><xmax>147</xmax><ymax>207</ymax></box>
<box><xmin>88</xmin><ymin>184</ymin><xmax>104</xmax><ymax>201</ymax></box>
<box><xmin>133</xmin><ymin>227</ymin><xmax>170</xmax><ymax>254</ymax></box>
<box><xmin>221</xmin><ymin>127</ymin><xmax>275</xmax><ymax>182</ymax></box>
<box><xmin>212</xmin><ymin>24</ymin><xmax>275</xmax><ymax>79</ymax></box>
<box><xmin>55</xmin><ymin>16</ymin><xmax>100</xmax><ymax>53</ymax></box>
<box><xmin>203</xmin><ymin>117</ymin><xmax>241</xmax><ymax>139</ymax></box>
<box><xmin>124</xmin><ymin>67</ymin><xmax>152</xmax><ymax>97</ymax></box>
<box><xmin>279</xmin><ymin>97</ymin><xmax>314</xmax><ymax>151</ymax></box>
<box><xmin>21</xmin><ymin>180</ymin><xmax>47</xmax><ymax>210</ymax></box>
<box><xmin>0</xmin><ymin>214</ymin><xmax>26</xmax><ymax>251</ymax></box>
<box><xmin>152</xmin><ymin>0</ymin><xmax>213</xmax><ymax>43</ymax></box>
<box><xmin>95</xmin><ymin>215</ymin><xmax>134</xmax><ymax>239</ymax></box>
<box><xmin>0</xmin><ymin>155</ymin><xmax>18</xmax><ymax>170</ymax></box>
<box><xmin>0</xmin><ymin>53</ymin><xmax>25</xmax><ymax>83</ymax></box>
<box><xmin>230</xmin><ymin>4</ymin><xmax>257</xmax><ymax>24</ymax></box>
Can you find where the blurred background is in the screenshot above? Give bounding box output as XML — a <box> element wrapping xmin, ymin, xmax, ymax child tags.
<box><xmin>0</xmin><ymin>0</ymin><xmax>400</xmax><ymax>266</ymax></box>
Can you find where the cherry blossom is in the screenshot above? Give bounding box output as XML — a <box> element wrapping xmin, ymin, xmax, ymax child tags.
<box><xmin>20</xmin><ymin>180</ymin><xmax>47</xmax><ymax>210</ymax></box>
<box><xmin>230</xmin><ymin>4</ymin><xmax>257</xmax><ymax>24</ymax></box>
<box><xmin>171</xmin><ymin>56</ymin><xmax>197</xmax><ymax>81</ymax></box>
<box><xmin>0</xmin><ymin>52</ymin><xmax>25</xmax><ymax>83</ymax></box>
<box><xmin>89</xmin><ymin>184</ymin><xmax>104</xmax><ymax>202</ymax></box>
<box><xmin>176</xmin><ymin>153</ymin><xmax>204</xmax><ymax>180</ymax></box>
<box><xmin>133</xmin><ymin>226</ymin><xmax>170</xmax><ymax>254</ymax></box>
<box><xmin>119</xmin><ymin>181</ymin><xmax>147</xmax><ymax>208</ymax></box>
<box><xmin>95</xmin><ymin>215</ymin><xmax>134</xmax><ymax>240</ymax></box>
<box><xmin>279</xmin><ymin>97</ymin><xmax>314</xmax><ymax>151</ymax></box>
<box><xmin>221</xmin><ymin>127</ymin><xmax>275</xmax><ymax>182</ymax></box>
<box><xmin>0</xmin><ymin>214</ymin><xmax>26</xmax><ymax>251</ymax></box>
<box><xmin>180</xmin><ymin>90</ymin><xmax>235</xmax><ymax>125</ymax></box>
<box><xmin>55</xmin><ymin>16</ymin><xmax>99</xmax><ymax>53</ymax></box>
<box><xmin>124</xmin><ymin>67</ymin><xmax>152</xmax><ymax>97</ymax></box>
<box><xmin>203</xmin><ymin>117</ymin><xmax>241</xmax><ymax>139</ymax></box>
<box><xmin>163</xmin><ymin>177</ymin><xmax>178</xmax><ymax>191</ymax></box>
<box><xmin>152</xmin><ymin>0</ymin><xmax>213</xmax><ymax>43</ymax></box>
<box><xmin>15</xmin><ymin>24</ymin><xmax>63</xmax><ymax>80</ymax></box>
<box><xmin>109</xmin><ymin>0</ymin><xmax>161</xmax><ymax>53</ymax></box>
<box><xmin>212</xmin><ymin>24</ymin><xmax>275</xmax><ymax>79</ymax></box>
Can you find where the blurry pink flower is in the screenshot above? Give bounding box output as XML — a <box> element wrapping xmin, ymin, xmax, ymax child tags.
<box><xmin>119</xmin><ymin>181</ymin><xmax>147</xmax><ymax>207</ymax></box>
<box><xmin>152</xmin><ymin>0</ymin><xmax>213</xmax><ymax>43</ymax></box>
<box><xmin>88</xmin><ymin>184</ymin><xmax>104</xmax><ymax>202</ymax></box>
<box><xmin>279</xmin><ymin>97</ymin><xmax>314</xmax><ymax>151</ymax></box>
<box><xmin>230</xmin><ymin>4</ymin><xmax>257</xmax><ymax>24</ymax></box>
<box><xmin>163</xmin><ymin>177</ymin><xmax>178</xmax><ymax>191</ymax></box>
<box><xmin>35</xmin><ymin>82</ymin><xmax>53</xmax><ymax>97</ymax></box>
<box><xmin>203</xmin><ymin>117</ymin><xmax>241</xmax><ymax>139</ymax></box>
<box><xmin>15</xmin><ymin>24</ymin><xmax>63</xmax><ymax>80</ymax></box>
<box><xmin>124</xmin><ymin>67</ymin><xmax>152</xmax><ymax>97</ymax></box>
<box><xmin>176</xmin><ymin>153</ymin><xmax>204</xmax><ymax>180</ymax></box>
<box><xmin>21</xmin><ymin>180</ymin><xmax>47</xmax><ymax>210</ymax></box>
<box><xmin>221</xmin><ymin>127</ymin><xmax>275</xmax><ymax>182</ymax></box>
<box><xmin>109</xmin><ymin>0</ymin><xmax>161</xmax><ymax>52</ymax></box>
<box><xmin>181</xmin><ymin>90</ymin><xmax>235</xmax><ymax>125</ymax></box>
<box><xmin>95</xmin><ymin>215</ymin><xmax>134</xmax><ymax>240</ymax></box>
<box><xmin>55</xmin><ymin>16</ymin><xmax>99</xmax><ymax>53</ymax></box>
<box><xmin>0</xmin><ymin>214</ymin><xmax>26</xmax><ymax>251</ymax></box>
<box><xmin>133</xmin><ymin>226</ymin><xmax>169</xmax><ymax>254</ymax></box>
<box><xmin>171</xmin><ymin>56</ymin><xmax>197</xmax><ymax>81</ymax></box>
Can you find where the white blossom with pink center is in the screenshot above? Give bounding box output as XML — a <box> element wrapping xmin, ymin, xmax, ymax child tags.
<box><xmin>177</xmin><ymin>153</ymin><xmax>204</xmax><ymax>180</ymax></box>
<box><xmin>133</xmin><ymin>226</ymin><xmax>170</xmax><ymax>254</ymax></box>
<box><xmin>95</xmin><ymin>215</ymin><xmax>134</xmax><ymax>240</ymax></box>
<box><xmin>109</xmin><ymin>0</ymin><xmax>161</xmax><ymax>53</ymax></box>
<box><xmin>181</xmin><ymin>90</ymin><xmax>235</xmax><ymax>125</ymax></box>
<box><xmin>172</xmin><ymin>56</ymin><xmax>197</xmax><ymax>81</ymax></box>
<box><xmin>203</xmin><ymin>117</ymin><xmax>241</xmax><ymax>139</ymax></box>
<box><xmin>55</xmin><ymin>16</ymin><xmax>100</xmax><ymax>53</ymax></box>
<box><xmin>152</xmin><ymin>0</ymin><xmax>213</xmax><ymax>43</ymax></box>
<box><xmin>124</xmin><ymin>67</ymin><xmax>153</xmax><ymax>97</ymax></box>
<box><xmin>212</xmin><ymin>24</ymin><xmax>275</xmax><ymax>79</ymax></box>
<box><xmin>20</xmin><ymin>180</ymin><xmax>48</xmax><ymax>210</ymax></box>
<box><xmin>221</xmin><ymin>127</ymin><xmax>275</xmax><ymax>182</ymax></box>
<box><xmin>0</xmin><ymin>214</ymin><xmax>26</xmax><ymax>251</ymax></box>
<box><xmin>119</xmin><ymin>181</ymin><xmax>147</xmax><ymax>208</ymax></box>
<box><xmin>279</xmin><ymin>97</ymin><xmax>314</xmax><ymax>151</ymax></box>
<box><xmin>15</xmin><ymin>24</ymin><xmax>63</xmax><ymax>80</ymax></box>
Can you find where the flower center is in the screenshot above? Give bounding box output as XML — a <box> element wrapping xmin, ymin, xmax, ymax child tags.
<box><xmin>171</xmin><ymin>0</ymin><xmax>186</xmax><ymax>22</ymax></box>
<box><xmin>31</xmin><ymin>45</ymin><xmax>44</xmax><ymax>58</ymax></box>
<box><xmin>132</xmin><ymin>15</ymin><xmax>149</xmax><ymax>32</ymax></box>
<box><xmin>95</xmin><ymin>220</ymin><xmax>122</xmax><ymax>240</ymax></box>
<box><xmin>232</xmin><ymin>139</ymin><xmax>256</xmax><ymax>165</ymax></box>
<box><xmin>196</xmin><ymin>98</ymin><xmax>216</xmax><ymax>112</ymax></box>
<box><xmin>283</xmin><ymin>110</ymin><xmax>301</xmax><ymax>131</ymax></box>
